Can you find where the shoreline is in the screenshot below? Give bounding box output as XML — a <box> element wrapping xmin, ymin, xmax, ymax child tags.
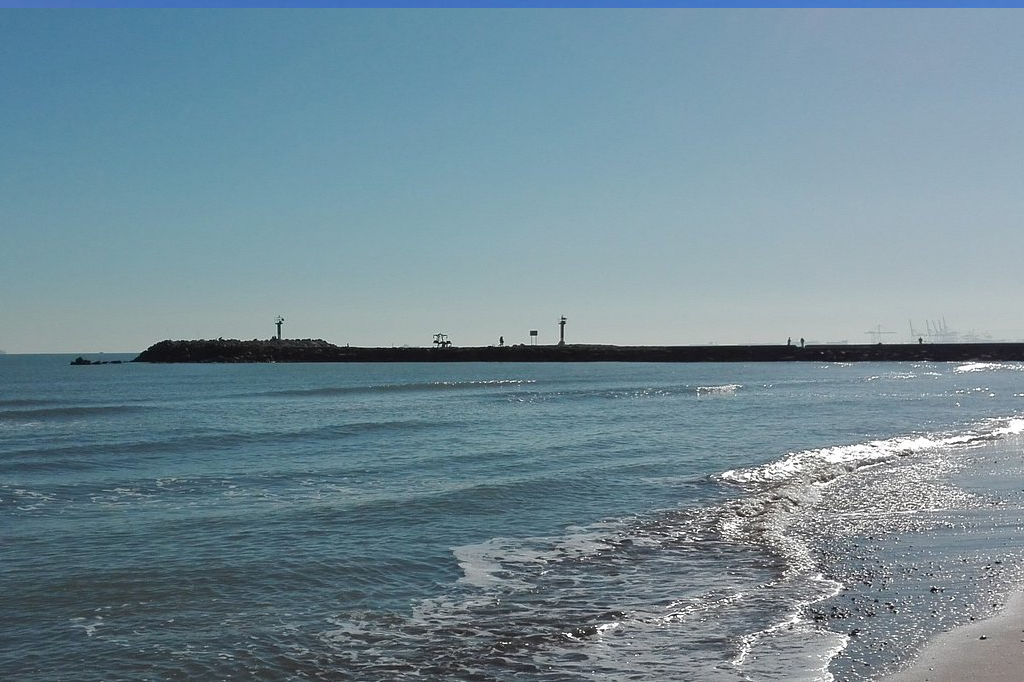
<box><xmin>881</xmin><ymin>591</ymin><xmax>1024</xmax><ymax>682</ymax></box>
<box><xmin>130</xmin><ymin>339</ymin><xmax>1024</xmax><ymax>364</ymax></box>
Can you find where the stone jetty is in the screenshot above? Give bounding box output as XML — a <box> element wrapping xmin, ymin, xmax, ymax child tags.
<box><xmin>132</xmin><ymin>339</ymin><xmax>1024</xmax><ymax>364</ymax></box>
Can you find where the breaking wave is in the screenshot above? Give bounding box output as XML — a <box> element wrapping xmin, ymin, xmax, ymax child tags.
<box><xmin>719</xmin><ymin>416</ymin><xmax>1024</xmax><ymax>487</ymax></box>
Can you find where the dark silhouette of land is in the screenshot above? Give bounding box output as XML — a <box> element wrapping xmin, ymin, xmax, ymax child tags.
<box><xmin>70</xmin><ymin>356</ymin><xmax>123</xmax><ymax>365</ymax></box>
<box><xmin>132</xmin><ymin>339</ymin><xmax>1024</xmax><ymax>363</ymax></box>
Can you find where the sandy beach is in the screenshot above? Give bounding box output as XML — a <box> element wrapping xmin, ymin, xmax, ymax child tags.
<box><xmin>883</xmin><ymin>591</ymin><xmax>1024</xmax><ymax>682</ymax></box>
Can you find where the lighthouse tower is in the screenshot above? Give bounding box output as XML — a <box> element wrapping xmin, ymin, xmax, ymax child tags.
<box><xmin>558</xmin><ymin>316</ymin><xmax>567</xmax><ymax>346</ymax></box>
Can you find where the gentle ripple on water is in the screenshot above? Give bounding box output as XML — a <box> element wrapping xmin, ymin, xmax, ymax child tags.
<box><xmin>4</xmin><ymin>357</ymin><xmax>1024</xmax><ymax>680</ymax></box>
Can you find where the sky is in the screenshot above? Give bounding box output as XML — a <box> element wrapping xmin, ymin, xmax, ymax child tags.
<box><xmin>2</xmin><ymin>9</ymin><xmax>1024</xmax><ymax>353</ymax></box>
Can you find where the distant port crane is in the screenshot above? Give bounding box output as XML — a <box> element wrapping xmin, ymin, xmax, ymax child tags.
<box><xmin>865</xmin><ymin>325</ymin><xmax>895</xmax><ymax>344</ymax></box>
<box><xmin>926</xmin><ymin>318</ymin><xmax>959</xmax><ymax>343</ymax></box>
<box><xmin>909</xmin><ymin>318</ymin><xmax>973</xmax><ymax>344</ymax></box>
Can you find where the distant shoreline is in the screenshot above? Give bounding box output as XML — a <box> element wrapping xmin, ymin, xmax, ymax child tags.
<box><xmin>131</xmin><ymin>339</ymin><xmax>1024</xmax><ymax>364</ymax></box>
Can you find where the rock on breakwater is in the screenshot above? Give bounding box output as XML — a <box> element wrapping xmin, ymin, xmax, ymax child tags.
<box><xmin>133</xmin><ymin>339</ymin><xmax>341</xmax><ymax>363</ymax></box>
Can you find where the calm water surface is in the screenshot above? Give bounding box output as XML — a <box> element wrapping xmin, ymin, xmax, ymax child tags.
<box><xmin>3</xmin><ymin>356</ymin><xmax>1024</xmax><ymax>680</ymax></box>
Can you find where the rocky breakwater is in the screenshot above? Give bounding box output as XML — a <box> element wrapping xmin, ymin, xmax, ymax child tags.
<box><xmin>133</xmin><ymin>339</ymin><xmax>346</xmax><ymax>363</ymax></box>
<box><xmin>133</xmin><ymin>339</ymin><xmax>1024</xmax><ymax>364</ymax></box>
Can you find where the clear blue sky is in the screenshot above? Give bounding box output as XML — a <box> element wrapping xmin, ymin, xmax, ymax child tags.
<box><xmin>3</xmin><ymin>10</ymin><xmax>1023</xmax><ymax>352</ymax></box>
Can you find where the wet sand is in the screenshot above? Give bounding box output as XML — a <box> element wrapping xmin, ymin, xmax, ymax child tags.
<box><xmin>883</xmin><ymin>591</ymin><xmax>1024</xmax><ymax>682</ymax></box>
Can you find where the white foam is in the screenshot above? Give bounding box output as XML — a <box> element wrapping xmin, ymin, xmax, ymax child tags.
<box><xmin>70</xmin><ymin>616</ymin><xmax>104</xmax><ymax>637</ymax></box>
<box><xmin>731</xmin><ymin>574</ymin><xmax>846</xmax><ymax>681</ymax></box>
<box><xmin>994</xmin><ymin>417</ymin><xmax>1024</xmax><ymax>436</ymax></box>
<box><xmin>720</xmin><ymin>435</ymin><xmax>936</xmax><ymax>486</ymax></box>
<box><xmin>696</xmin><ymin>384</ymin><xmax>741</xmax><ymax>396</ymax></box>
<box><xmin>658</xmin><ymin>589</ymin><xmax>749</xmax><ymax>625</ymax></box>
<box><xmin>718</xmin><ymin>420</ymin><xmax>1022</xmax><ymax>488</ymax></box>
<box><xmin>453</xmin><ymin>537</ymin><xmax>544</xmax><ymax>590</ymax></box>
<box><xmin>866</xmin><ymin>372</ymin><xmax>917</xmax><ymax>382</ymax></box>
<box><xmin>955</xmin><ymin>362</ymin><xmax>1024</xmax><ymax>374</ymax></box>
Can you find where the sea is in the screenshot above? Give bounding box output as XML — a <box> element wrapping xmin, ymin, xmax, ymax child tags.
<box><xmin>3</xmin><ymin>355</ymin><xmax>1024</xmax><ymax>682</ymax></box>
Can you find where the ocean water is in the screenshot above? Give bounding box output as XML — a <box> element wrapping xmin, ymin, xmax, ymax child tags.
<box><xmin>3</xmin><ymin>355</ymin><xmax>1024</xmax><ymax>681</ymax></box>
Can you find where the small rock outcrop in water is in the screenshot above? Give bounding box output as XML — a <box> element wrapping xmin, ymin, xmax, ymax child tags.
<box><xmin>131</xmin><ymin>339</ymin><xmax>1024</xmax><ymax>364</ymax></box>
